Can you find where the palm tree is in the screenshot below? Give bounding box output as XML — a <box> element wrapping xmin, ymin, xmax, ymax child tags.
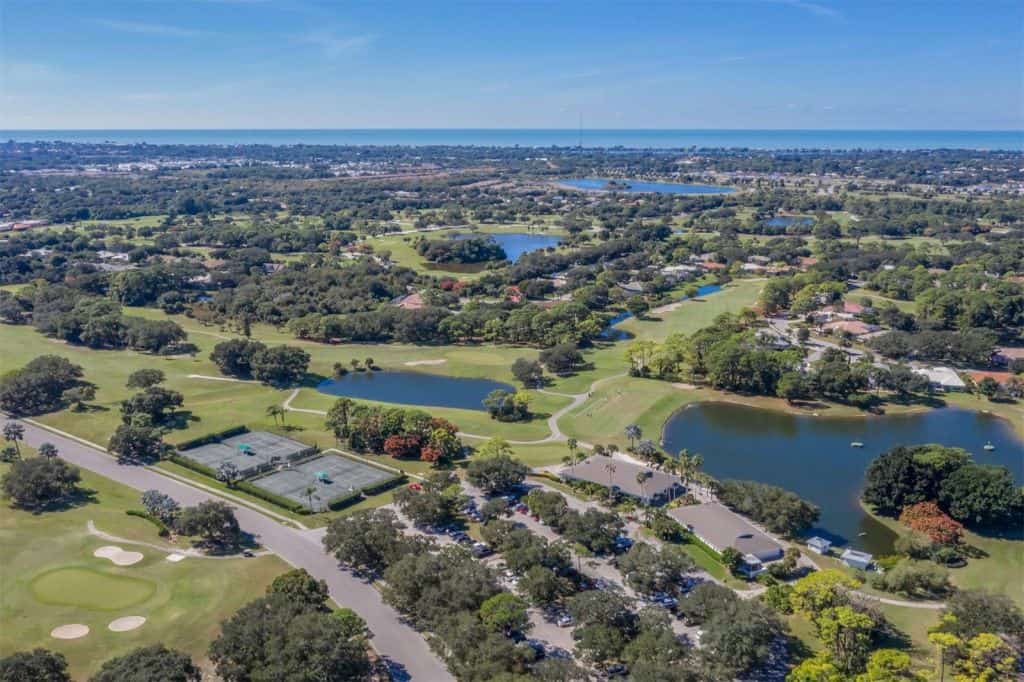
<box><xmin>3</xmin><ymin>423</ymin><xmax>24</xmax><ymax>455</ymax></box>
<box><xmin>350</xmin><ymin>358</ymin><xmax>362</xmax><ymax>371</ymax></box>
<box><xmin>566</xmin><ymin>438</ymin><xmax>579</xmax><ymax>464</ymax></box>
<box><xmin>624</xmin><ymin>424</ymin><xmax>641</xmax><ymax>449</ymax></box>
<box><xmin>305</xmin><ymin>485</ymin><xmax>317</xmax><ymax>512</ymax></box>
<box><xmin>266</xmin><ymin>405</ymin><xmax>285</xmax><ymax>425</ymax></box>
<box><xmin>636</xmin><ymin>470</ymin><xmax>653</xmax><ymax>503</ymax></box>
<box><xmin>38</xmin><ymin>442</ymin><xmax>59</xmax><ymax>459</ymax></box>
<box><xmin>604</xmin><ymin>462</ymin><xmax>617</xmax><ymax>500</ymax></box>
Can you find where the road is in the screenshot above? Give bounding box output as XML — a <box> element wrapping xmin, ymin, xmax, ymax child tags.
<box><xmin>3</xmin><ymin>416</ymin><xmax>453</xmax><ymax>682</ymax></box>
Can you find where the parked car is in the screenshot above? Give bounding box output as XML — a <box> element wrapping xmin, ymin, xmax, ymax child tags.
<box><xmin>471</xmin><ymin>542</ymin><xmax>492</xmax><ymax>557</ymax></box>
<box><xmin>604</xmin><ymin>663</ymin><xmax>628</xmax><ymax>677</ymax></box>
<box><xmin>556</xmin><ymin>613</ymin><xmax>574</xmax><ymax>627</ymax></box>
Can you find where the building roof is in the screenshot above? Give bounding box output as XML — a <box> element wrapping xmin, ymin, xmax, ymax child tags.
<box><xmin>840</xmin><ymin>549</ymin><xmax>873</xmax><ymax>562</ymax></box>
<box><xmin>822</xmin><ymin>320</ymin><xmax>876</xmax><ymax>336</ymax></box>
<box><xmin>667</xmin><ymin>503</ymin><xmax>783</xmax><ymax>560</ymax></box>
<box><xmin>995</xmin><ymin>347</ymin><xmax>1024</xmax><ymax>360</ymax></box>
<box><xmin>807</xmin><ymin>536</ymin><xmax>832</xmax><ymax>548</ymax></box>
<box><xmin>560</xmin><ymin>456</ymin><xmax>681</xmax><ymax>500</ymax></box>
<box><xmin>913</xmin><ymin>366</ymin><xmax>966</xmax><ymax>389</ymax></box>
<box><xmin>967</xmin><ymin>370</ymin><xmax>1015</xmax><ymax>386</ymax></box>
<box><xmin>395</xmin><ymin>292</ymin><xmax>426</xmax><ymax>310</ymax></box>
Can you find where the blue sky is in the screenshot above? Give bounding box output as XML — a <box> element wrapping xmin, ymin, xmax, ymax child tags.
<box><xmin>1</xmin><ymin>0</ymin><xmax>1020</xmax><ymax>129</ymax></box>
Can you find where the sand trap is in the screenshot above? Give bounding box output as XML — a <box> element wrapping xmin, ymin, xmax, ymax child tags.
<box><xmin>166</xmin><ymin>553</ymin><xmax>186</xmax><ymax>563</ymax></box>
<box><xmin>404</xmin><ymin>359</ymin><xmax>447</xmax><ymax>366</ymax></box>
<box><xmin>94</xmin><ymin>545</ymin><xmax>144</xmax><ymax>566</ymax></box>
<box><xmin>51</xmin><ymin>624</ymin><xmax>89</xmax><ymax>639</ymax></box>
<box><xmin>108</xmin><ymin>616</ymin><xmax>146</xmax><ymax>632</ymax></box>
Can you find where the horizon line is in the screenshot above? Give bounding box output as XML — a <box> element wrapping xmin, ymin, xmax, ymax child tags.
<box><xmin>2</xmin><ymin>127</ymin><xmax>1022</xmax><ymax>133</ymax></box>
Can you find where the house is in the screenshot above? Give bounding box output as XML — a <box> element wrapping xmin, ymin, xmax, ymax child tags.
<box><xmin>700</xmin><ymin>261</ymin><xmax>727</xmax><ymax>271</ymax></box>
<box><xmin>394</xmin><ymin>292</ymin><xmax>426</xmax><ymax>310</ymax></box>
<box><xmin>967</xmin><ymin>370</ymin><xmax>1015</xmax><ymax>387</ymax></box>
<box><xmin>741</xmin><ymin>263</ymin><xmax>766</xmax><ymax>272</ymax></box>
<box><xmin>667</xmin><ymin>503</ymin><xmax>784</xmax><ymax>563</ymax></box>
<box><xmin>559</xmin><ymin>456</ymin><xmax>683</xmax><ymax>506</ymax></box>
<box><xmin>821</xmin><ymin>320</ymin><xmax>878</xmax><ymax>337</ymax></box>
<box><xmin>840</xmin><ymin>549</ymin><xmax>873</xmax><ymax>571</ymax></box>
<box><xmin>617</xmin><ymin>281</ymin><xmax>645</xmax><ymax>296</ymax></box>
<box><xmin>993</xmin><ymin>347</ymin><xmax>1024</xmax><ymax>367</ymax></box>
<box><xmin>261</xmin><ymin>262</ymin><xmax>285</xmax><ymax>274</ymax></box>
<box><xmin>913</xmin><ymin>366</ymin><xmax>966</xmax><ymax>392</ymax></box>
<box><xmin>659</xmin><ymin>264</ymin><xmax>699</xmax><ymax>280</ymax></box>
<box><xmin>738</xmin><ymin>554</ymin><xmax>766</xmax><ymax>578</ymax></box>
<box><xmin>806</xmin><ymin>537</ymin><xmax>832</xmax><ymax>555</ymax></box>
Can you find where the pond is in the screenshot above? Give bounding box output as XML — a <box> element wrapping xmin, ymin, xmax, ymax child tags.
<box><xmin>560</xmin><ymin>178</ymin><xmax>735</xmax><ymax>195</ymax></box>
<box><xmin>316</xmin><ymin>371</ymin><xmax>514</xmax><ymax>411</ymax></box>
<box><xmin>662</xmin><ymin>402</ymin><xmax>1023</xmax><ymax>554</ymax></box>
<box><xmin>763</xmin><ymin>216</ymin><xmax>813</xmax><ymax>227</ymax></box>
<box><xmin>453</xmin><ymin>232</ymin><xmax>563</xmax><ymax>262</ymax></box>
<box><xmin>600</xmin><ymin>283</ymin><xmax>722</xmax><ymax>341</ymax></box>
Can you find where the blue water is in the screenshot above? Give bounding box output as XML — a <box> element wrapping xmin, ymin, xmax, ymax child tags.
<box><xmin>764</xmin><ymin>216</ymin><xmax>814</xmax><ymax>227</ymax></box>
<box><xmin>3</xmin><ymin>129</ymin><xmax>1020</xmax><ymax>150</ymax></box>
<box><xmin>453</xmin><ymin>232</ymin><xmax>562</xmax><ymax>262</ymax></box>
<box><xmin>561</xmin><ymin>178</ymin><xmax>734</xmax><ymax>195</ymax></box>
<box><xmin>662</xmin><ymin>403</ymin><xmax>1023</xmax><ymax>554</ymax></box>
<box><xmin>600</xmin><ymin>283</ymin><xmax>722</xmax><ymax>340</ymax></box>
<box><xmin>316</xmin><ymin>371</ymin><xmax>513</xmax><ymax>411</ymax></box>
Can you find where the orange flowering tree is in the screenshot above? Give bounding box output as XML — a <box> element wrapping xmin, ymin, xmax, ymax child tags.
<box><xmin>899</xmin><ymin>501</ymin><xmax>964</xmax><ymax>545</ymax></box>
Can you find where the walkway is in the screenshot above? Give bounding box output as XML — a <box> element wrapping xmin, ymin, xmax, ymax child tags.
<box><xmin>2</xmin><ymin>414</ymin><xmax>453</xmax><ymax>682</ymax></box>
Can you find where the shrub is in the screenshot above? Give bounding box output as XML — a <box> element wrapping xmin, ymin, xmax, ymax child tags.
<box><xmin>899</xmin><ymin>501</ymin><xmax>964</xmax><ymax>545</ymax></box>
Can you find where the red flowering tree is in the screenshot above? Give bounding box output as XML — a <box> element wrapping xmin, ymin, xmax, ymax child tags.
<box><xmin>899</xmin><ymin>501</ymin><xmax>964</xmax><ymax>545</ymax></box>
<box><xmin>383</xmin><ymin>434</ymin><xmax>423</xmax><ymax>459</ymax></box>
<box><xmin>419</xmin><ymin>445</ymin><xmax>442</xmax><ymax>463</ymax></box>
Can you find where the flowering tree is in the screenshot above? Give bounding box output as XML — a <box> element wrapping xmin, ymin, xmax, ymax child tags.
<box><xmin>899</xmin><ymin>501</ymin><xmax>964</xmax><ymax>545</ymax></box>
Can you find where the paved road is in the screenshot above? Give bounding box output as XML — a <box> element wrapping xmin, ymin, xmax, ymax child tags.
<box><xmin>3</xmin><ymin>416</ymin><xmax>453</xmax><ymax>682</ymax></box>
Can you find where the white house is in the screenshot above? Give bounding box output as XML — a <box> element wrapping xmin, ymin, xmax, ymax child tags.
<box><xmin>840</xmin><ymin>549</ymin><xmax>873</xmax><ymax>571</ymax></box>
<box><xmin>806</xmin><ymin>537</ymin><xmax>832</xmax><ymax>555</ymax></box>
<box><xmin>913</xmin><ymin>366</ymin><xmax>966</xmax><ymax>392</ymax></box>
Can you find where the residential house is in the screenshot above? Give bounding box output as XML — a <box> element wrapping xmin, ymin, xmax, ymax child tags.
<box><xmin>840</xmin><ymin>549</ymin><xmax>873</xmax><ymax>571</ymax></box>
<box><xmin>806</xmin><ymin>537</ymin><xmax>832</xmax><ymax>555</ymax></box>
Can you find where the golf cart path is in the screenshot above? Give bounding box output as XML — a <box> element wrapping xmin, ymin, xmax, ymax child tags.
<box><xmin>281</xmin><ymin>373</ymin><xmax>627</xmax><ymax>446</ymax></box>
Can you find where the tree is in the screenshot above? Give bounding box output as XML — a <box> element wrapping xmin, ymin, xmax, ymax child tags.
<box><xmin>126</xmin><ymin>369</ymin><xmax>165</xmax><ymax>389</ymax></box>
<box><xmin>324</xmin><ymin>397</ymin><xmax>355</xmax><ymax>440</ymax></box>
<box><xmin>539</xmin><ymin>343</ymin><xmax>583</xmax><ymax>375</ymax></box>
<box><xmin>790</xmin><ymin>570</ymin><xmax>859</xmax><ymax>617</ymax></box>
<box><xmin>265</xmin><ymin>404</ymin><xmax>285</xmax><ymax>426</ymax></box>
<box><xmin>788</xmin><ymin>654</ymin><xmax>844</xmax><ymax>681</ymax></box>
<box><xmin>0</xmin><ymin>446</ymin><xmax>19</xmax><ymax>463</ymax></box>
<box><xmin>209</xmin><ymin>339</ymin><xmax>266</xmax><ymax>378</ymax></box>
<box><xmin>1</xmin><ymin>458</ymin><xmax>81</xmax><ymax>509</ymax></box>
<box><xmin>91</xmin><ymin>645</ymin><xmax>200</xmax><ymax>682</ymax></box>
<box><xmin>716</xmin><ymin>479</ymin><xmax>820</xmax><ymax>537</ymax></box>
<box><xmin>626</xmin><ymin>296</ymin><xmax>650</xmax><ymax>319</ymax></box>
<box><xmin>952</xmin><ymin>633</ymin><xmax>1018</xmax><ymax>681</ymax></box>
<box><xmin>699</xmin><ymin>598</ymin><xmax>783</xmax><ymax>678</ymax></box>
<box><xmin>466</xmin><ymin>450</ymin><xmax>528</xmax><ymax>494</ymax></box>
<box><xmin>108</xmin><ymin>423</ymin><xmax>166</xmax><ymax>464</ymax></box>
<box><xmin>635</xmin><ymin>439</ymin><xmax>659</xmax><ymax>463</ymax></box>
<box><xmin>943</xmin><ymin>588</ymin><xmax>1024</xmax><ymax>642</ymax></box>
<box><xmin>482</xmin><ymin>388</ymin><xmax>530</xmax><ymax>422</ymax></box>
<box><xmin>566</xmin><ymin>437</ymin><xmax>579</xmax><ymax>464</ymax></box>
<box><xmin>977</xmin><ymin>376</ymin><xmax>1000</xmax><ymax>400</ymax></box>
<box><xmin>120</xmin><ymin>386</ymin><xmax>184</xmax><ymax>425</ymax></box>
<box><xmin>777</xmin><ymin>371</ymin><xmax>810</xmax><ymax>403</ymax></box>
<box><xmin>510</xmin><ymin>357</ymin><xmax>544</xmax><ymax>387</ymax></box>
<box><xmin>322</xmin><ymin>508</ymin><xmax>418</xmax><ymax>576</ymax></box>
<box><xmin>625</xmin><ymin>424</ymin><xmax>641</xmax><ymax>448</ymax></box>
<box><xmin>720</xmin><ymin>546</ymin><xmax>742</xmax><ymax>574</ymax></box>
<box><xmin>938</xmin><ymin>463</ymin><xmax>1020</xmax><ymax>527</ymax></box>
<box><xmin>856</xmin><ymin>648</ymin><xmax>920</xmax><ymax>681</ymax></box>
<box><xmin>677</xmin><ymin>583</ymin><xmax>740</xmax><ymax>625</ymax></box>
<box><xmin>478</xmin><ymin>592</ymin><xmax>530</xmax><ymax>635</ymax></box>
<box><xmin>176</xmin><ymin>501</ymin><xmax>241</xmax><ymax>548</ymax></box>
<box><xmin>250</xmin><ymin>345</ymin><xmax>310</xmax><ymax>386</ymax></box>
<box><xmin>817</xmin><ymin>605</ymin><xmax>876</xmax><ymax>673</ymax></box>
<box><xmin>0</xmin><ymin>649</ymin><xmax>71</xmax><ymax>682</ymax></box>
<box><xmin>267</xmin><ymin>568</ymin><xmax>329</xmax><ymax>610</ymax></box>
<box><xmin>519</xmin><ymin>565</ymin><xmax>573</xmax><ymax>606</ymax></box>
<box><xmin>61</xmin><ymin>385</ymin><xmax>96</xmax><ymax>412</ymax></box>
<box><xmin>393</xmin><ymin>483</ymin><xmax>458</xmax><ymax>528</ymax></box>
<box><xmin>209</xmin><ymin>593</ymin><xmax>370</xmax><ymax>682</ymax></box>
<box><xmin>0</xmin><ymin>356</ymin><xmax>85</xmax><ymax>416</ymax></box>
<box><xmin>216</xmin><ymin>462</ymin><xmax>241</xmax><ymax>487</ymax></box>
<box><xmin>141</xmin><ymin>490</ymin><xmax>180</xmax><ymax>524</ymax></box>
<box><xmin>37</xmin><ymin>442</ymin><xmax>59</xmax><ymax>459</ymax></box>
<box><xmin>617</xmin><ymin>542</ymin><xmax>694</xmax><ymax>596</ymax></box>
<box><xmin>2</xmin><ymin>423</ymin><xmax>24</xmax><ymax>454</ymax></box>
<box><xmin>898</xmin><ymin>502</ymin><xmax>963</xmax><ymax>545</ymax></box>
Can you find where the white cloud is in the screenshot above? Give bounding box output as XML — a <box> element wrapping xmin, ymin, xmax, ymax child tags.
<box><xmin>294</xmin><ymin>30</ymin><xmax>375</xmax><ymax>58</ymax></box>
<box><xmin>94</xmin><ymin>19</ymin><xmax>209</xmax><ymax>38</ymax></box>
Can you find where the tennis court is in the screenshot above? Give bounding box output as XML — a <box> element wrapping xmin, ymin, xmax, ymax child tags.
<box><xmin>179</xmin><ymin>431</ymin><xmax>314</xmax><ymax>478</ymax></box>
<box><xmin>249</xmin><ymin>453</ymin><xmax>398</xmax><ymax>510</ymax></box>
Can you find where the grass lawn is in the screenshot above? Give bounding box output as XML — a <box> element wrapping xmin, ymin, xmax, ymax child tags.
<box><xmin>0</xmin><ymin>464</ymin><xmax>287</xmax><ymax>679</ymax></box>
<box><xmin>943</xmin><ymin>392</ymin><xmax>1024</xmax><ymax>439</ymax></box>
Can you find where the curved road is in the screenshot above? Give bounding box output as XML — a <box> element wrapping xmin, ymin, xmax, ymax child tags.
<box><xmin>2</xmin><ymin>415</ymin><xmax>452</xmax><ymax>682</ymax></box>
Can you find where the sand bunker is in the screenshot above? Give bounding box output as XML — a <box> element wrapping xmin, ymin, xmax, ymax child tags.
<box><xmin>404</xmin><ymin>359</ymin><xmax>447</xmax><ymax>366</ymax></box>
<box><xmin>108</xmin><ymin>616</ymin><xmax>146</xmax><ymax>632</ymax></box>
<box><xmin>166</xmin><ymin>553</ymin><xmax>186</xmax><ymax>563</ymax></box>
<box><xmin>93</xmin><ymin>545</ymin><xmax>144</xmax><ymax>566</ymax></box>
<box><xmin>51</xmin><ymin>624</ymin><xmax>89</xmax><ymax>639</ymax></box>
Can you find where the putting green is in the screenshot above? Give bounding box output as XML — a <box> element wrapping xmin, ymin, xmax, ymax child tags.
<box><xmin>30</xmin><ymin>567</ymin><xmax>157</xmax><ymax>611</ymax></box>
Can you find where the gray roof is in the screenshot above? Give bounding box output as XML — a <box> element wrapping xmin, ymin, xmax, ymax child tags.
<box><xmin>668</xmin><ymin>503</ymin><xmax>783</xmax><ymax>561</ymax></box>
<box><xmin>560</xmin><ymin>456</ymin><xmax>682</xmax><ymax>501</ymax></box>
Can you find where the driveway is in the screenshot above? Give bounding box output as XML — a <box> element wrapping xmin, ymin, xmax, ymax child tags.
<box><xmin>2</xmin><ymin>416</ymin><xmax>453</xmax><ymax>682</ymax></box>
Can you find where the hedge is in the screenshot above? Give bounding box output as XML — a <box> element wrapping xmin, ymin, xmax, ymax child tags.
<box><xmin>127</xmin><ymin>509</ymin><xmax>170</xmax><ymax>537</ymax></box>
<box><xmin>327</xmin><ymin>490</ymin><xmax>364</xmax><ymax>511</ymax></box>
<box><xmin>234</xmin><ymin>480</ymin><xmax>310</xmax><ymax>515</ymax></box>
<box><xmin>168</xmin><ymin>453</ymin><xmax>219</xmax><ymax>479</ymax></box>
<box><xmin>360</xmin><ymin>475</ymin><xmax>407</xmax><ymax>497</ymax></box>
<box><xmin>176</xmin><ymin>425</ymin><xmax>250</xmax><ymax>452</ymax></box>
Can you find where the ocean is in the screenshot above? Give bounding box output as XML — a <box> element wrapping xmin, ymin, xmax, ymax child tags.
<box><xmin>1</xmin><ymin>129</ymin><xmax>1020</xmax><ymax>151</ymax></box>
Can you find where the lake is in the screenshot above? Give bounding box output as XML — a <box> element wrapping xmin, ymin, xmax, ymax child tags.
<box><xmin>662</xmin><ymin>402</ymin><xmax>1023</xmax><ymax>554</ymax></box>
<box><xmin>453</xmin><ymin>232</ymin><xmax>563</xmax><ymax>262</ymax></box>
<box><xmin>316</xmin><ymin>371</ymin><xmax>514</xmax><ymax>411</ymax></box>
<box><xmin>560</xmin><ymin>178</ymin><xmax>734</xmax><ymax>195</ymax></box>
<box><xmin>600</xmin><ymin>283</ymin><xmax>722</xmax><ymax>341</ymax></box>
<box><xmin>763</xmin><ymin>216</ymin><xmax>814</xmax><ymax>227</ymax></box>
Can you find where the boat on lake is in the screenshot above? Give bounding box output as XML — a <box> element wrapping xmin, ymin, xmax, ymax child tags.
<box><xmin>984</xmin><ymin>441</ymin><xmax>996</xmax><ymax>451</ymax></box>
<box><xmin>850</xmin><ymin>441</ymin><xmax>864</xmax><ymax>448</ymax></box>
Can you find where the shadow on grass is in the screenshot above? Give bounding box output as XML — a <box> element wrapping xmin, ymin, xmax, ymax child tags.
<box><xmin>19</xmin><ymin>486</ymin><xmax>99</xmax><ymax>515</ymax></box>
